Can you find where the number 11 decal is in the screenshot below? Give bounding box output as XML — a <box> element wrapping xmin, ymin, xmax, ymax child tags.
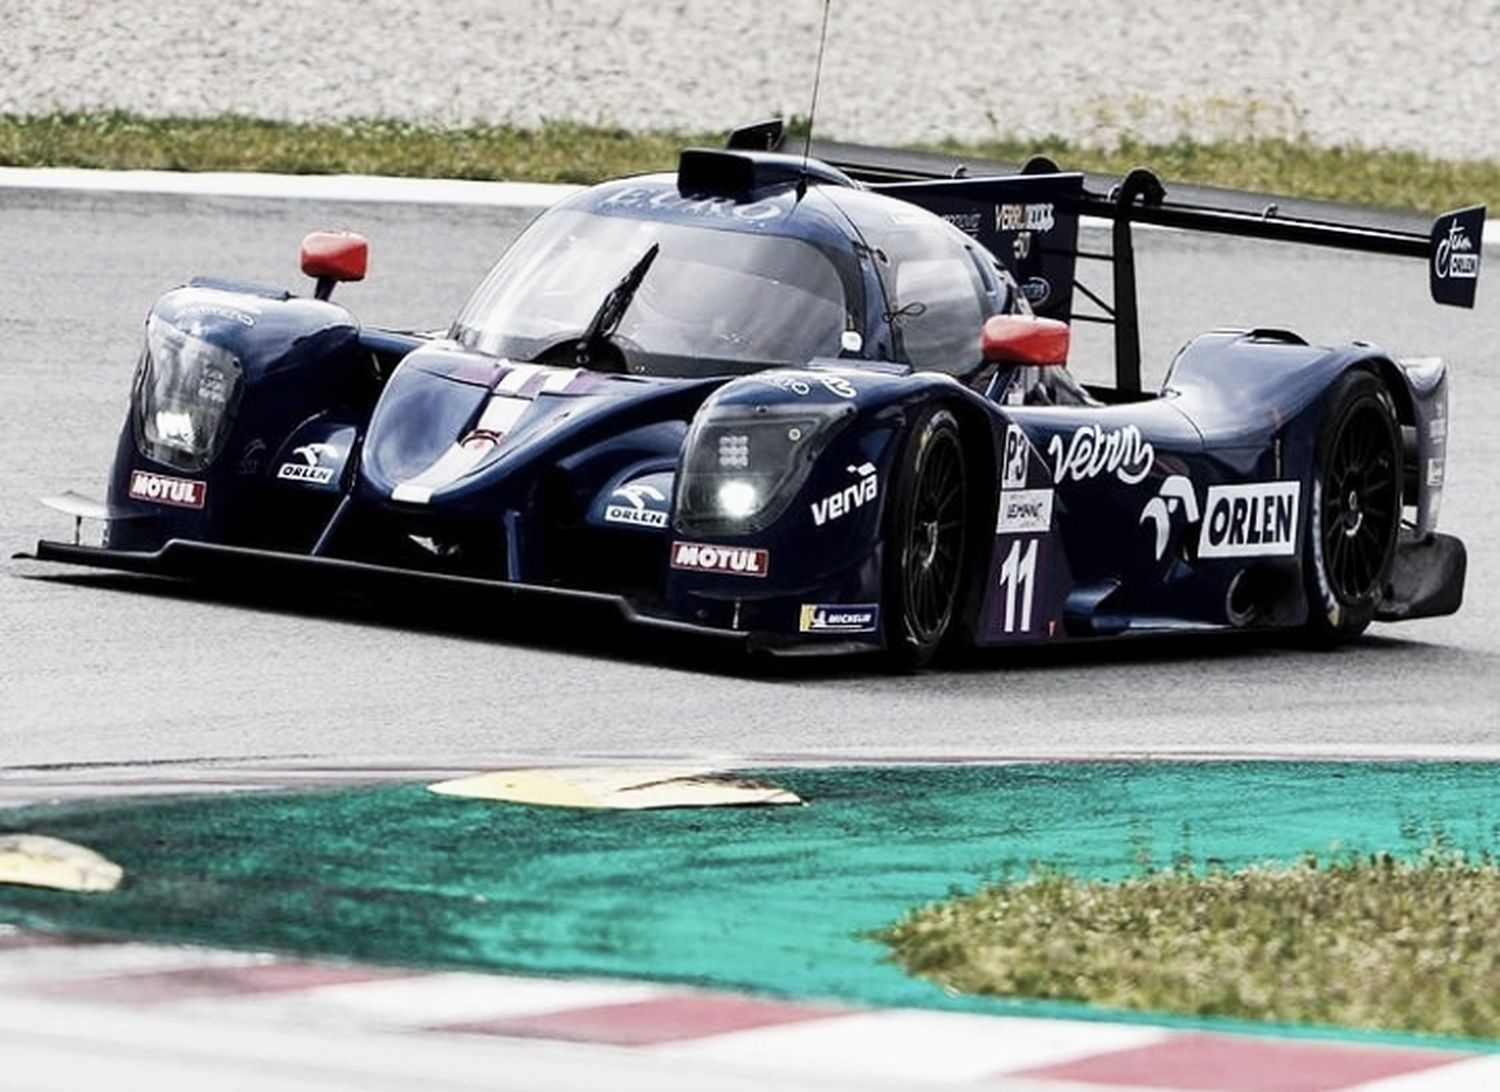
<box><xmin>998</xmin><ymin>537</ymin><xmax>1038</xmax><ymax>633</ymax></box>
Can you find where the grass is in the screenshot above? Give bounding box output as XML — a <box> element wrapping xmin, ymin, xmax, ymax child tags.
<box><xmin>878</xmin><ymin>854</ymin><xmax>1500</xmax><ymax>1038</ymax></box>
<box><xmin>0</xmin><ymin>113</ymin><xmax>710</xmax><ymax>186</ymax></box>
<box><xmin>1</xmin><ymin>112</ymin><xmax>1497</xmax><ymax>214</ymax></box>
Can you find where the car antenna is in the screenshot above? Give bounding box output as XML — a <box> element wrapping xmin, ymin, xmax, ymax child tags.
<box><xmin>796</xmin><ymin>0</ymin><xmax>833</xmax><ymax>203</ymax></box>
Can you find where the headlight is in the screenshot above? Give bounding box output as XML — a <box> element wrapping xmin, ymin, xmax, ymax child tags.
<box><xmin>676</xmin><ymin>400</ymin><xmax>854</xmax><ymax>534</ymax></box>
<box><xmin>133</xmin><ymin>314</ymin><xmax>244</xmax><ymax>471</ymax></box>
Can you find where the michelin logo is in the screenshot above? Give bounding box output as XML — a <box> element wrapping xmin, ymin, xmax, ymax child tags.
<box><xmin>799</xmin><ymin>604</ymin><xmax>880</xmax><ymax>634</ymax></box>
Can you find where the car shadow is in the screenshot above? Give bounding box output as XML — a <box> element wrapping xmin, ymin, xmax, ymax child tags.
<box><xmin>17</xmin><ymin>565</ymin><xmax>1449</xmax><ymax>683</ymax></box>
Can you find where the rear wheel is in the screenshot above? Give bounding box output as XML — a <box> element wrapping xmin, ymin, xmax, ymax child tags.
<box><xmin>883</xmin><ymin>405</ymin><xmax>969</xmax><ymax>669</ymax></box>
<box><xmin>1303</xmin><ymin>370</ymin><xmax>1402</xmax><ymax>642</ymax></box>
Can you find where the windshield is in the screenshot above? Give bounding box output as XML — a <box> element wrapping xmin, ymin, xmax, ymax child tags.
<box><xmin>451</xmin><ymin>208</ymin><xmax>852</xmax><ymax>376</ymax></box>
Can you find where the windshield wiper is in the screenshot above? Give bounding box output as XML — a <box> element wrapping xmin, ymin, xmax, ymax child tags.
<box><xmin>575</xmin><ymin>243</ymin><xmax>660</xmax><ymax>366</ymax></box>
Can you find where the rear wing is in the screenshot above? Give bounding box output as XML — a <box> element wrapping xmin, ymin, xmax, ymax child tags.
<box><xmin>828</xmin><ymin>146</ymin><xmax>1485</xmax><ymax>392</ymax></box>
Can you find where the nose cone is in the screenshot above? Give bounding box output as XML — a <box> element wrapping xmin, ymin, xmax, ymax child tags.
<box><xmin>361</xmin><ymin>357</ymin><xmax>493</xmax><ymax>501</ymax></box>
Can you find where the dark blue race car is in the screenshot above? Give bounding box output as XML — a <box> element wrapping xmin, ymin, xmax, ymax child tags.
<box><xmin>33</xmin><ymin>122</ymin><xmax>1485</xmax><ymax>666</ymax></box>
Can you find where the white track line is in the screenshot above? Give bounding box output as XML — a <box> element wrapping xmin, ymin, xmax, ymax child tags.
<box><xmin>655</xmin><ymin>1009</ymin><xmax>1171</xmax><ymax>1083</ymax></box>
<box><xmin>171</xmin><ymin>973</ymin><xmax>668</xmax><ymax>1030</ymax></box>
<box><xmin>6</xmin><ymin>744</ymin><xmax>1500</xmax><ymax>811</ymax></box>
<box><xmin>0</xmin><ymin>166</ymin><xmax>580</xmax><ymax>208</ymax></box>
<box><xmin>1350</xmin><ymin>1055</ymin><xmax>1500</xmax><ymax>1091</ymax></box>
<box><xmin>0</xmin><ymin>942</ymin><xmax>268</xmax><ymax>987</ymax></box>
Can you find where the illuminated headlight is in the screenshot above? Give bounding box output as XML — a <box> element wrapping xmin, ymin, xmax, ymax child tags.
<box><xmin>716</xmin><ymin>480</ymin><xmax>760</xmax><ymax>517</ymax></box>
<box><xmin>677</xmin><ymin>401</ymin><xmax>854</xmax><ymax>534</ymax></box>
<box><xmin>132</xmin><ymin>314</ymin><xmax>244</xmax><ymax>471</ymax></box>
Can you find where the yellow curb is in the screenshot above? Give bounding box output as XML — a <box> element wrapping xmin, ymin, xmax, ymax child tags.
<box><xmin>427</xmin><ymin>767</ymin><xmax>802</xmax><ymax>810</ymax></box>
<box><xmin>0</xmin><ymin>834</ymin><xmax>123</xmax><ymax>893</ymax></box>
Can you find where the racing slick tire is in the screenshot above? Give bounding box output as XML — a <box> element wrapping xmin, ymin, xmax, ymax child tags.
<box><xmin>1302</xmin><ymin>369</ymin><xmax>1402</xmax><ymax>643</ymax></box>
<box><xmin>883</xmin><ymin>404</ymin><xmax>970</xmax><ymax>669</ymax></box>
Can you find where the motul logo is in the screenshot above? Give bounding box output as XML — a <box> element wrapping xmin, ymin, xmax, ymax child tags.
<box><xmin>670</xmin><ymin>541</ymin><xmax>769</xmax><ymax>578</ymax></box>
<box><xmin>128</xmin><ymin>470</ymin><xmax>206</xmax><ymax>509</ymax></box>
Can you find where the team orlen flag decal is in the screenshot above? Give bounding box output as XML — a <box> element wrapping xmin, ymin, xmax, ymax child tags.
<box><xmin>128</xmin><ymin>470</ymin><xmax>206</xmax><ymax>509</ymax></box>
<box><xmin>1429</xmin><ymin>205</ymin><xmax>1484</xmax><ymax>309</ymax></box>
<box><xmin>670</xmin><ymin>541</ymin><xmax>769</xmax><ymax>577</ymax></box>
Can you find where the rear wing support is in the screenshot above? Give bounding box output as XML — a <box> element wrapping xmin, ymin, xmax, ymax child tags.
<box><xmin>1107</xmin><ymin>169</ymin><xmax>1165</xmax><ymax>392</ymax></box>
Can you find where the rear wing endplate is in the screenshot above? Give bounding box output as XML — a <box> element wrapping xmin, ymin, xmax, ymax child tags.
<box><xmin>1430</xmin><ymin>205</ymin><xmax>1485</xmax><ymax>308</ymax></box>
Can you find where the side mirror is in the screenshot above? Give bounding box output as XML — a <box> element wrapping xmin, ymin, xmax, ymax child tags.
<box><xmin>981</xmin><ymin>314</ymin><xmax>1070</xmax><ymax>366</ymax></box>
<box><xmin>300</xmin><ymin>231</ymin><xmax>369</xmax><ymax>301</ymax></box>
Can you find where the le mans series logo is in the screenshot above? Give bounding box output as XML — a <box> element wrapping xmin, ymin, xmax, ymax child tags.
<box><xmin>128</xmin><ymin>470</ymin><xmax>206</xmax><ymax>509</ymax></box>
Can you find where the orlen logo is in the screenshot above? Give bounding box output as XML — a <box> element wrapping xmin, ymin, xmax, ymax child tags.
<box><xmin>276</xmin><ymin>442</ymin><xmax>340</xmax><ymax>485</ymax></box>
<box><xmin>128</xmin><ymin>470</ymin><xmax>206</xmax><ymax>509</ymax></box>
<box><xmin>605</xmin><ymin>482</ymin><xmax>668</xmax><ymax>528</ymax></box>
<box><xmin>670</xmin><ymin>541</ymin><xmax>769</xmax><ymax>578</ymax></box>
<box><xmin>1198</xmin><ymin>482</ymin><xmax>1300</xmax><ymax>558</ymax></box>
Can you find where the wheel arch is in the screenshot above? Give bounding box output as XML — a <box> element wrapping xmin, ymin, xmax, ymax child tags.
<box><xmin>1365</xmin><ymin>355</ymin><xmax>1416</xmax><ymax>429</ymax></box>
<box><xmin>1315</xmin><ymin>354</ymin><xmax>1415</xmax><ymax>513</ymax></box>
<box><xmin>1300</xmin><ymin>366</ymin><xmax>1405</xmax><ymax>642</ymax></box>
<box><xmin>944</xmin><ymin>394</ymin><xmax>1001</xmax><ymax>642</ymax></box>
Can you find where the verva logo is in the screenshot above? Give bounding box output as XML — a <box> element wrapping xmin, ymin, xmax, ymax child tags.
<box><xmin>810</xmin><ymin>464</ymin><xmax>878</xmax><ymax>527</ymax></box>
<box><xmin>128</xmin><ymin>470</ymin><xmax>207</xmax><ymax>509</ymax></box>
<box><xmin>670</xmin><ymin>541</ymin><xmax>770</xmax><ymax>578</ymax></box>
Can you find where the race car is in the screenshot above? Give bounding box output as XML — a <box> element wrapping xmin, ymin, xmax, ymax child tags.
<box><xmin>31</xmin><ymin>121</ymin><xmax>1484</xmax><ymax>666</ymax></box>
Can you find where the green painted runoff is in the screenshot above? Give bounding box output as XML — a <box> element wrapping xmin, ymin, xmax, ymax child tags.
<box><xmin>2</xmin><ymin>762</ymin><xmax>1498</xmax><ymax>1048</ymax></box>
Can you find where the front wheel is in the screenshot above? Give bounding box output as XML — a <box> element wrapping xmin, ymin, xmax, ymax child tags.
<box><xmin>883</xmin><ymin>405</ymin><xmax>969</xmax><ymax>669</ymax></box>
<box><xmin>1303</xmin><ymin>370</ymin><xmax>1402</xmax><ymax>642</ymax></box>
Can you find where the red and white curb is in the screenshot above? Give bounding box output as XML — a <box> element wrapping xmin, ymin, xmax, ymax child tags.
<box><xmin>2</xmin><ymin>928</ymin><xmax>1494</xmax><ymax>1090</ymax></box>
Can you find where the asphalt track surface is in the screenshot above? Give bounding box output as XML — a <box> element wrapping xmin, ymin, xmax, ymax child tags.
<box><xmin>4</xmin><ymin>187</ymin><xmax>1499</xmax><ymax>771</ymax></box>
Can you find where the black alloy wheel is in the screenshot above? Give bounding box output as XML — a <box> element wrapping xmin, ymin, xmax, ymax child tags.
<box><xmin>1305</xmin><ymin>370</ymin><xmax>1402</xmax><ymax>641</ymax></box>
<box><xmin>885</xmin><ymin>405</ymin><xmax>969</xmax><ymax>668</ymax></box>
